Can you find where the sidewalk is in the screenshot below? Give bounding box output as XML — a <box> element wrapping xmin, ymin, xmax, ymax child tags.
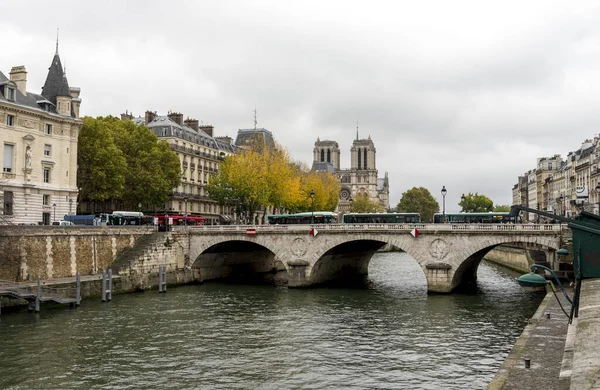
<box><xmin>488</xmin><ymin>287</ymin><xmax>572</xmax><ymax>390</ymax></box>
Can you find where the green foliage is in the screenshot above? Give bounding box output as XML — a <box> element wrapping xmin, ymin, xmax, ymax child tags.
<box><xmin>493</xmin><ymin>204</ymin><xmax>511</xmax><ymax>212</ymax></box>
<box><xmin>77</xmin><ymin>116</ymin><xmax>182</xmax><ymax>209</ymax></box>
<box><xmin>77</xmin><ymin>117</ymin><xmax>127</xmax><ymax>202</ymax></box>
<box><xmin>349</xmin><ymin>193</ymin><xmax>385</xmax><ymax>213</ymax></box>
<box><xmin>396</xmin><ymin>187</ymin><xmax>439</xmax><ymax>223</ymax></box>
<box><xmin>459</xmin><ymin>192</ymin><xmax>494</xmax><ymax>212</ymax></box>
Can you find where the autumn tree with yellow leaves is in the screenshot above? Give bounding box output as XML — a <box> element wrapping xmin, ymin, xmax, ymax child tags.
<box><xmin>349</xmin><ymin>193</ymin><xmax>385</xmax><ymax>213</ymax></box>
<box><xmin>207</xmin><ymin>142</ymin><xmax>340</xmax><ymax>224</ymax></box>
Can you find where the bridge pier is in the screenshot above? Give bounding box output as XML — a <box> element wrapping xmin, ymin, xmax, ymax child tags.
<box><xmin>287</xmin><ymin>260</ymin><xmax>311</xmax><ymax>288</ymax></box>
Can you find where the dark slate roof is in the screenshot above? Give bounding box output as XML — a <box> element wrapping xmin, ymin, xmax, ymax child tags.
<box><xmin>41</xmin><ymin>53</ymin><xmax>71</xmax><ymax>105</ymax></box>
<box><xmin>311</xmin><ymin>161</ymin><xmax>336</xmax><ymax>173</ymax></box>
<box><xmin>0</xmin><ymin>70</ymin><xmax>58</xmax><ymax>114</ymax></box>
<box><xmin>234</xmin><ymin>128</ymin><xmax>275</xmax><ymax>148</ymax></box>
<box><xmin>145</xmin><ymin>115</ymin><xmax>238</xmax><ymax>154</ymax></box>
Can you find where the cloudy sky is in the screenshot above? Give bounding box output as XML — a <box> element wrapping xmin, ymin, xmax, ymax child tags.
<box><xmin>2</xmin><ymin>1</ymin><xmax>600</xmax><ymax>211</ymax></box>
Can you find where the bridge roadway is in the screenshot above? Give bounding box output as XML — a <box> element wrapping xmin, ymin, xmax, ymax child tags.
<box><xmin>178</xmin><ymin>223</ymin><xmax>567</xmax><ymax>293</ymax></box>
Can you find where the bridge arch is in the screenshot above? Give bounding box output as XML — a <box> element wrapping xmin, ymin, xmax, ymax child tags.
<box><xmin>307</xmin><ymin>234</ymin><xmax>428</xmax><ymax>287</ymax></box>
<box><xmin>450</xmin><ymin>235</ymin><xmax>562</xmax><ymax>292</ymax></box>
<box><xmin>188</xmin><ymin>235</ymin><xmax>288</xmax><ymax>283</ymax></box>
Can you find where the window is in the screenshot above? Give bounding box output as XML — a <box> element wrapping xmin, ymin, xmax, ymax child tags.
<box><xmin>43</xmin><ymin>167</ymin><xmax>51</xmax><ymax>183</ymax></box>
<box><xmin>44</xmin><ymin>144</ymin><xmax>52</xmax><ymax>157</ymax></box>
<box><xmin>3</xmin><ymin>144</ymin><xmax>14</xmax><ymax>172</ymax></box>
<box><xmin>6</xmin><ymin>114</ymin><xmax>15</xmax><ymax>126</ymax></box>
<box><xmin>3</xmin><ymin>191</ymin><xmax>13</xmax><ymax>216</ymax></box>
<box><xmin>45</xmin><ymin>124</ymin><xmax>52</xmax><ymax>135</ymax></box>
<box><xmin>6</xmin><ymin>87</ymin><xmax>15</xmax><ymax>101</ymax></box>
<box><xmin>43</xmin><ymin>194</ymin><xmax>50</xmax><ymax>206</ymax></box>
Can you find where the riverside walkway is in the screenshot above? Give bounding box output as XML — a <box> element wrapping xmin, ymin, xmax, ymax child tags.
<box><xmin>489</xmin><ymin>278</ymin><xmax>600</xmax><ymax>390</ymax></box>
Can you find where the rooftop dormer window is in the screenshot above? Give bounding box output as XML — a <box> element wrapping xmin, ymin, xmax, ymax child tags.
<box><xmin>6</xmin><ymin>86</ymin><xmax>16</xmax><ymax>102</ymax></box>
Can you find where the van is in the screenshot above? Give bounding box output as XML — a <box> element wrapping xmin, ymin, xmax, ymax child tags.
<box><xmin>52</xmin><ymin>220</ymin><xmax>75</xmax><ymax>226</ymax></box>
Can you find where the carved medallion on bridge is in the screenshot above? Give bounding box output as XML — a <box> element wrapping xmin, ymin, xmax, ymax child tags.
<box><xmin>429</xmin><ymin>238</ymin><xmax>449</xmax><ymax>260</ymax></box>
<box><xmin>290</xmin><ymin>237</ymin><xmax>307</xmax><ymax>257</ymax></box>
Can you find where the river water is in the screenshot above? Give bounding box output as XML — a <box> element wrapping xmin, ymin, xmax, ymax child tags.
<box><xmin>0</xmin><ymin>252</ymin><xmax>544</xmax><ymax>390</ymax></box>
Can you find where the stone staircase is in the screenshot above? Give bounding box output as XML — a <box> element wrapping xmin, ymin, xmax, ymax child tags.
<box><xmin>109</xmin><ymin>231</ymin><xmax>169</xmax><ymax>275</ymax></box>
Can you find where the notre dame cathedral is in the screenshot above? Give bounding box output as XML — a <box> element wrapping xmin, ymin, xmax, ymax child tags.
<box><xmin>311</xmin><ymin>132</ymin><xmax>390</xmax><ymax>213</ymax></box>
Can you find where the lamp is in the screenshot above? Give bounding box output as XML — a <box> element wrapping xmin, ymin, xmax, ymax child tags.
<box><xmin>517</xmin><ymin>263</ymin><xmax>573</xmax><ymax>320</ymax></box>
<box><xmin>69</xmin><ymin>198</ymin><xmax>73</xmax><ymax>215</ymax></box>
<box><xmin>441</xmin><ymin>186</ymin><xmax>447</xmax><ymax>222</ymax></box>
<box><xmin>52</xmin><ymin>203</ymin><xmax>57</xmax><ymax>223</ymax></box>
<box><xmin>310</xmin><ymin>190</ymin><xmax>315</xmax><ymax>224</ymax></box>
<box><xmin>460</xmin><ymin>193</ymin><xmax>466</xmax><ymax>211</ymax></box>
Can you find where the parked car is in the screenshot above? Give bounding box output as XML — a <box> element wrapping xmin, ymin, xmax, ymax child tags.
<box><xmin>52</xmin><ymin>220</ymin><xmax>75</xmax><ymax>226</ymax></box>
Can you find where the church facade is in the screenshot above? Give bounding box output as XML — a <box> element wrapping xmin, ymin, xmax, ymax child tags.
<box><xmin>312</xmin><ymin>134</ymin><xmax>390</xmax><ymax>213</ymax></box>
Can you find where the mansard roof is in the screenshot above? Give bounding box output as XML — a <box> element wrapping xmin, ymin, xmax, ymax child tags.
<box><xmin>235</xmin><ymin>128</ymin><xmax>276</xmax><ymax>149</ymax></box>
<box><xmin>144</xmin><ymin>115</ymin><xmax>238</xmax><ymax>154</ymax></box>
<box><xmin>41</xmin><ymin>53</ymin><xmax>71</xmax><ymax>105</ymax></box>
<box><xmin>0</xmin><ymin>70</ymin><xmax>59</xmax><ymax>114</ymax></box>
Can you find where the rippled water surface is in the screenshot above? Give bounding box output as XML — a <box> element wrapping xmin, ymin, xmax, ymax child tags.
<box><xmin>0</xmin><ymin>253</ymin><xmax>544</xmax><ymax>389</ymax></box>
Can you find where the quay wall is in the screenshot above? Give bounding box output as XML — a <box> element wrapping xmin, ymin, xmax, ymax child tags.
<box><xmin>483</xmin><ymin>246</ymin><xmax>533</xmax><ymax>273</ymax></box>
<box><xmin>0</xmin><ymin>226</ymin><xmax>157</xmax><ymax>281</ymax></box>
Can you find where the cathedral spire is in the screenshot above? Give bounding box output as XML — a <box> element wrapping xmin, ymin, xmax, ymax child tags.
<box><xmin>356</xmin><ymin>120</ymin><xmax>359</xmax><ymax>140</ymax></box>
<box><xmin>56</xmin><ymin>28</ymin><xmax>59</xmax><ymax>55</ymax></box>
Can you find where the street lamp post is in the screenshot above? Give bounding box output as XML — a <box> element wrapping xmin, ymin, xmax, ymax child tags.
<box><xmin>441</xmin><ymin>186</ymin><xmax>447</xmax><ymax>222</ymax></box>
<box><xmin>52</xmin><ymin>203</ymin><xmax>57</xmax><ymax>223</ymax></box>
<box><xmin>460</xmin><ymin>193</ymin><xmax>466</xmax><ymax>212</ymax></box>
<box><xmin>310</xmin><ymin>190</ymin><xmax>315</xmax><ymax>224</ymax></box>
<box><xmin>69</xmin><ymin>198</ymin><xmax>73</xmax><ymax>215</ymax></box>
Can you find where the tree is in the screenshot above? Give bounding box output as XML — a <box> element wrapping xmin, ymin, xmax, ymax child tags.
<box><xmin>207</xmin><ymin>142</ymin><xmax>340</xmax><ymax>223</ymax></box>
<box><xmin>396</xmin><ymin>187</ymin><xmax>439</xmax><ymax>223</ymax></box>
<box><xmin>493</xmin><ymin>204</ymin><xmax>511</xmax><ymax>212</ymax></box>
<box><xmin>349</xmin><ymin>193</ymin><xmax>385</xmax><ymax>213</ymax></box>
<box><xmin>77</xmin><ymin>116</ymin><xmax>181</xmax><ymax>210</ymax></box>
<box><xmin>459</xmin><ymin>192</ymin><xmax>493</xmax><ymax>212</ymax></box>
<box><xmin>77</xmin><ymin>117</ymin><xmax>127</xmax><ymax>205</ymax></box>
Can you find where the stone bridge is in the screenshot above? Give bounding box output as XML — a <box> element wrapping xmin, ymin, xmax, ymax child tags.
<box><xmin>182</xmin><ymin>223</ymin><xmax>567</xmax><ymax>293</ymax></box>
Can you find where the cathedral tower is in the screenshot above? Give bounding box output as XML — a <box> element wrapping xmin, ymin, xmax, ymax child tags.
<box><xmin>313</xmin><ymin>138</ymin><xmax>340</xmax><ymax>170</ymax></box>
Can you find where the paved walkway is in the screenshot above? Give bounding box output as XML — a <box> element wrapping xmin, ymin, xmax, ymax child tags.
<box><xmin>488</xmin><ymin>286</ymin><xmax>572</xmax><ymax>390</ymax></box>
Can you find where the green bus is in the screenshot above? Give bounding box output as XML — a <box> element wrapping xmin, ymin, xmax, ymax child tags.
<box><xmin>433</xmin><ymin>212</ymin><xmax>517</xmax><ymax>224</ymax></box>
<box><xmin>266</xmin><ymin>212</ymin><xmax>339</xmax><ymax>224</ymax></box>
<box><xmin>342</xmin><ymin>213</ymin><xmax>421</xmax><ymax>224</ymax></box>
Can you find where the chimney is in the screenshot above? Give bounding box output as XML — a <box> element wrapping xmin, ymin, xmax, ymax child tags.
<box><xmin>184</xmin><ymin>118</ymin><xmax>199</xmax><ymax>131</ymax></box>
<box><xmin>121</xmin><ymin>110</ymin><xmax>133</xmax><ymax>121</ymax></box>
<box><xmin>145</xmin><ymin>110</ymin><xmax>156</xmax><ymax>124</ymax></box>
<box><xmin>168</xmin><ymin>112</ymin><xmax>184</xmax><ymax>126</ymax></box>
<box><xmin>199</xmin><ymin>125</ymin><xmax>214</xmax><ymax>137</ymax></box>
<box><xmin>215</xmin><ymin>136</ymin><xmax>233</xmax><ymax>145</ymax></box>
<box><xmin>9</xmin><ymin>66</ymin><xmax>27</xmax><ymax>95</ymax></box>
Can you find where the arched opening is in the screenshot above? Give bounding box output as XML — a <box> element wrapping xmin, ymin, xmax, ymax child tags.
<box><xmin>192</xmin><ymin>240</ymin><xmax>284</xmax><ymax>284</ymax></box>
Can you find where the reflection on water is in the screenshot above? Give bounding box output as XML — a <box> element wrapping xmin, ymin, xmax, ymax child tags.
<box><xmin>0</xmin><ymin>253</ymin><xmax>543</xmax><ymax>389</ymax></box>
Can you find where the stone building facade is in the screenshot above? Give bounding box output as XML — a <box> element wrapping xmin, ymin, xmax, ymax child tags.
<box><xmin>125</xmin><ymin>111</ymin><xmax>238</xmax><ymax>225</ymax></box>
<box><xmin>514</xmin><ymin>137</ymin><xmax>600</xmax><ymax>219</ymax></box>
<box><xmin>0</xmin><ymin>47</ymin><xmax>82</xmax><ymax>225</ymax></box>
<box><xmin>312</xmin><ymin>133</ymin><xmax>390</xmax><ymax>213</ymax></box>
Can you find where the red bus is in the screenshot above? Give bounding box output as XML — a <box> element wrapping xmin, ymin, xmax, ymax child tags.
<box><xmin>155</xmin><ymin>215</ymin><xmax>205</xmax><ymax>226</ymax></box>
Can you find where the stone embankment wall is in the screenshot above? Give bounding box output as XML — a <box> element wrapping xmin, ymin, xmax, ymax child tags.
<box><xmin>0</xmin><ymin>226</ymin><xmax>157</xmax><ymax>281</ymax></box>
<box><xmin>483</xmin><ymin>245</ymin><xmax>532</xmax><ymax>273</ymax></box>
